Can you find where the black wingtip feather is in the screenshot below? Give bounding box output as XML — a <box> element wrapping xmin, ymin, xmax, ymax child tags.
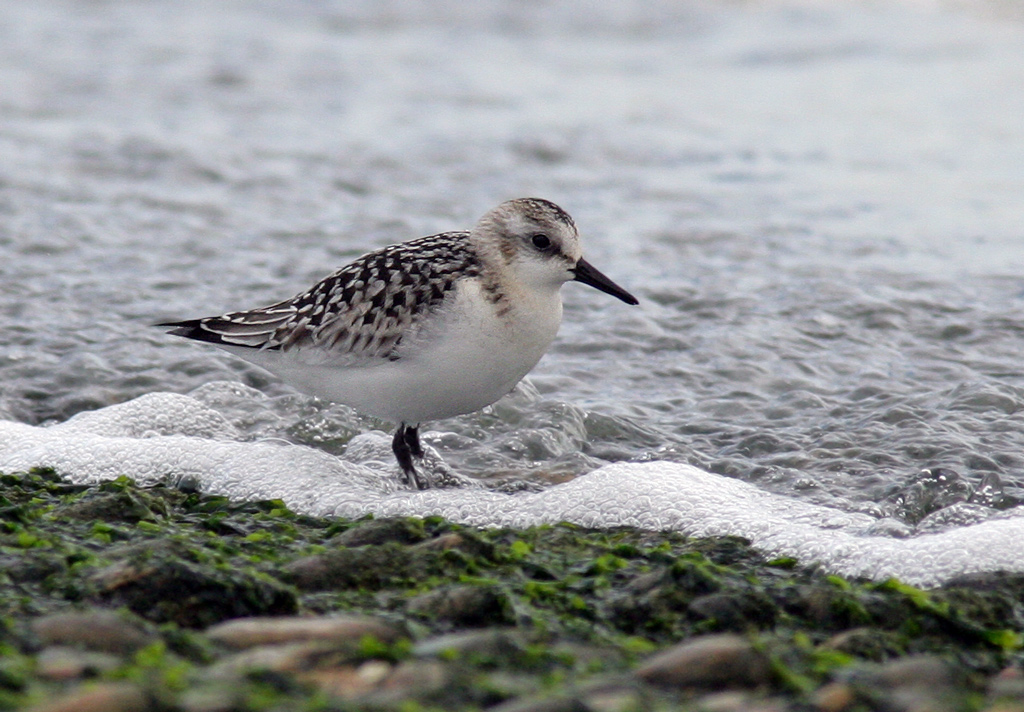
<box><xmin>155</xmin><ymin>319</ymin><xmax>233</xmax><ymax>346</ymax></box>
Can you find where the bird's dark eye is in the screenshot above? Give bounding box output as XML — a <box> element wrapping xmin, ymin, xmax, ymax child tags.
<box><xmin>531</xmin><ymin>234</ymin><xmax>552</xmax><ymax>250</ymax></box>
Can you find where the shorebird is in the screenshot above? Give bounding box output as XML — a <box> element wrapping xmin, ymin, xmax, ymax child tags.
<box><xmin>159</xmin><ymin>198</ymin><xmax>638</xmax><ymax>488</ymax></box>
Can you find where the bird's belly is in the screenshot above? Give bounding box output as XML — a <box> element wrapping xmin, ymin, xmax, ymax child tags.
<box><xmin>232</xmin><ymin>286</ymin><xmax>563</xmax><ymax>424</ymax></box>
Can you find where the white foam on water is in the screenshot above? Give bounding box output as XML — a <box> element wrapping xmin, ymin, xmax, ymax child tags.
<box><xmin>2</xmin><ymin>391</ymin><xmax>1022</xmax><ymax>588</ymax></box>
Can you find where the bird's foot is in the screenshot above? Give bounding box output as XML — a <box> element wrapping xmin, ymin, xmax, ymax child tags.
<box><xmin>393</xmin><ymin>423</ymin><xmax>428</xmax><ymax>490</ymax></box>
<box><xmin>390</xmin><ymin>423</ymin><xmax>478</xmax><ymax>490</ymax></box>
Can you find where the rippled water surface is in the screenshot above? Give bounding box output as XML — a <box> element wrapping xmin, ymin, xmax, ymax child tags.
<box><xmin>3</xmin><ymin>0</ymin><xmax>1024</xmax><ymax>526</ymax></box>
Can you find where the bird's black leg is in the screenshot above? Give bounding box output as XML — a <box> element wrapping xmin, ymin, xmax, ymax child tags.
<box><xmin>403</xmin><ymin>424</ymin><xmax>425</xmax><ymax>459</ymax></box>
<box><xmin>392</xmin><ymin>423</ymin><xmax>425</xmax><ymax>489</ymax></box>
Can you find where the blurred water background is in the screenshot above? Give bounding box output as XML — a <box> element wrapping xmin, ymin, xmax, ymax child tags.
<box><xmin>2</xmin><ymin>0</ymin><xmax>1024</xmax><ymax>529</ymax></box>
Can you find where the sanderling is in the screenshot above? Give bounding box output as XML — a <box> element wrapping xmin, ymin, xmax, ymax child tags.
<box><xmin>159</xmin><ymin>198</ymin><xmax>638</xmax><ymax>488</ymax></box>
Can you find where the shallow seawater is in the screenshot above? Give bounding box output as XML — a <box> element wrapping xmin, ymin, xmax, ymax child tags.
<box><xmin>2</xmin><ymin>0</ymin><xmax>1024</xmax><ymax>527</ymax></box>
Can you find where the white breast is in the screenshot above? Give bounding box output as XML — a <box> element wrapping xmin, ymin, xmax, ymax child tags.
<box><xmin>379</xmin><ymin>278</ymin><xmax>564</xmax><ymax>422</ymax></box>
<box><xmin>235</xmin><ymin>277</ymin><xmax>564</xmax><ymax>424</ymax></box>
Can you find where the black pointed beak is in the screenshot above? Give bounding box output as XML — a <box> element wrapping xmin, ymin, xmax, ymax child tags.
<box><xmin>572</xmin><ymin>257</ymin><xmax>639</xmax><ymax>305</ymax></box>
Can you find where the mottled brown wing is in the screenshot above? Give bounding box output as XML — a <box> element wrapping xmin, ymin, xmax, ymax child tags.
<box><xmin>160</xmin><ymin>232</ymin><xmax>481</xmax><ymax>363</ymax></box>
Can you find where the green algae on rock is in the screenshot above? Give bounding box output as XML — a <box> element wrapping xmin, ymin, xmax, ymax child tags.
<box><xmin>2</xmin><ymin>468</ymin><xmax>1024</xmax><ymax>711</ymax></box>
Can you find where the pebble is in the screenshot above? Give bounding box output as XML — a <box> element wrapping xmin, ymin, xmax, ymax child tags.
<box><xmin>30</xmin><ymin>610</ymin><xmax>156</xmax><ymax>655</ymax></box>
<box><xmin>406</xmin><ymin>584</ymin><xmax>513</xmax><ymax>627</ymax></box>
<box><xmin>367</xmin><ymin>659</ymin><xmax>450</xmax><ymax>704</ymax></box>
<box><xmin>889</xmin><ymin>688</ymin><xmax>961</xmax><ymax>712</ymax></box>
<box><xmin>989</xmin><ymin>666</ymin><xmax>1024</xmax><ymax>700</ymax></box>
<box><xmin>838</xmin><ymin>655</ymin><xmax>964</xmax><ymax>712</ymax></box>
<box><xmin>284</xmin><ymin>546</ymin><xmax>416</xmax><ymax>590</ymax></box>
<box><xmin>210</xmin><ymin>641</ymin><xmax>335</xmax><ymax>676</ymax></box>
<box><xmin>92</xmin><ymin>542</ymin><xmax>297</xmax><ymax>626</ymax></box>
<box><xmin>984</xmin><ymin>703</ymin><xmax>1024</xmax><ymax>712</ymax></box>
<box><xmin>57</xmin><ymin>490</ymin><xmax>158</xmax><ymax>523</ymax></box>
<box><xmin>697</xmin><ymin>692</ymin><xmax>787</xmax><ymax>712</ymax></box>
<box><xmin>486</xmin><ymin>696</ymin><xmax>591</xmax><ymax>712</ymax></box>
<box><xmin>205</xmin><ymin>614</ymin><xmax>405</xmax><ymax>649</ymax></box>
<box><xmin>634</xmin><ymin>634</ymin><xmax>772</xmax><ymax>690</ymax></box>
<box><xmin>35</xmin><ymin>646</ymin><xmax>122</xmax><ymax>681</ymax></box>
<box><xmin>688</xmin><ymin>592</ymin><xmax>776</xmax><ymax>630</ymax></box>
<box><xmin>821</xmin><ymin>627</ymin><xmax>899</xmax><ymax>661</ymax></box>
<box><xmin>876</xmin><ymin>655</ymin><xmax>959</xmax><ymax>689</ymax></box>
<box><xmin>25</xmin><ymin>683</ymin><xmax>148</xmax><ymax>712</ymax></box>
<box><xmin>334</xmin><ymin>518</ymin><xmax>426</xmax><ymax>547</ymax></box>
<box><xmin>697</xmin><ymin>691</ymin><xmax>760</xmax><ymax>712</ymax></box>
<box><xmin>412</xmin><ymin>628</ymin><xmax>526</xmax><ymax>660</ymax></box>
<box><xmin>812</xmin><ymin>682</ymin><xmax>857</xmax><ymax>712</ymax></box>
<box><xmin>176</xmin><ymin>683</ymin><xmax>243</xmax><ymax>712</ymax></box>
<box><xmin>298</xmin><ymin>660</ymin><xmax>392</xmax><ymax>699</ymax></box>
<box><xmin>576</xmin><ymin>677</ymin><xmax>647</xmax><ymax>712</ymax></box>
<box><xmin>413</xmin><ymin>531</ymin><xmax>497</xmax><ymax>559</ymax></box>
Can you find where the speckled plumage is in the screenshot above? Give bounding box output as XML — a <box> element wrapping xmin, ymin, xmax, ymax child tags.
<box><xmin>159</xmin><ymin>198</ymin><xmax>637</xmax><ymax>488</ymax></box>
<box><xmin>194</xmin><ymin>232</ymin><xmax>484</xmax><ymax>361</ymax></box>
